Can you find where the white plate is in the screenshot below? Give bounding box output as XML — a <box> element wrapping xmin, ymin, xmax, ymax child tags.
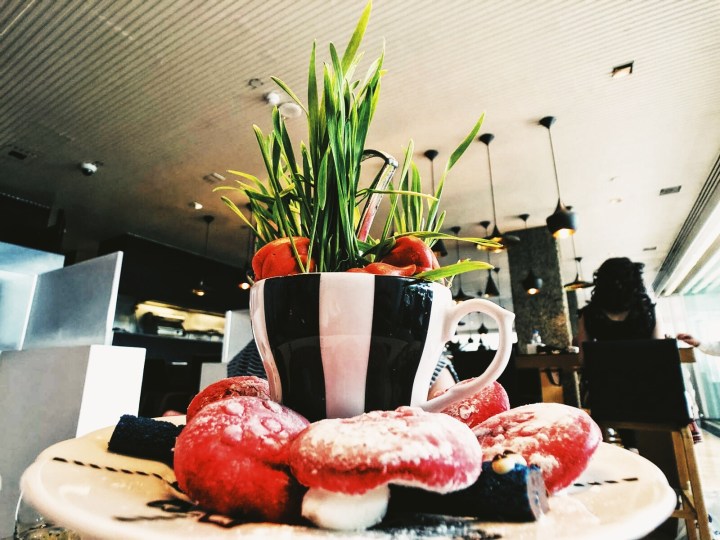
<box><xmin>20</xmin><ymin>416</ymin><xmax>677</xmax><ymax>540</ymax></box>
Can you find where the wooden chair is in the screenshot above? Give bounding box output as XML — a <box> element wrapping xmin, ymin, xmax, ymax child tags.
<box><xmin>583</xmin><ymin>338</ymin><xmax>711</xmax><ymax>540</ymax></box>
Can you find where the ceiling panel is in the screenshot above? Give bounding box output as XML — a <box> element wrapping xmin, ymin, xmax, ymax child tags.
<box><xmin>1</xmin><ymin>0</ymin><xmax>719</xmax><ymax>307</ymax></box>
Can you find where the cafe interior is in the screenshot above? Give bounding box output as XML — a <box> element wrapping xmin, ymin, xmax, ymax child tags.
<box><xmin>1</xmin><ymin>1</ymin><xmax>720</xmax><ymax>538</ymax></box>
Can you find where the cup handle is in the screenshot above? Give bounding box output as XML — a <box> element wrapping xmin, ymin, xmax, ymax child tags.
<box><xmin>420</xmin><ymin>299</ymin><xmax>515</xmax><ymax>413</ymax></box>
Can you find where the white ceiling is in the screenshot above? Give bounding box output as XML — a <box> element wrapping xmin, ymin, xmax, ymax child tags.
<box><xmin>1</xmin><ymin>0</ymin><xmax>719</xmax><ymax>307</ymax></box>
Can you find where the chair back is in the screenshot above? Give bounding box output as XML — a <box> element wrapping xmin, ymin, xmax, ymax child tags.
<box><xmin>583</xmin><ymin>338</ymin><xmax>691</xmax><ymax>425</ymax></box>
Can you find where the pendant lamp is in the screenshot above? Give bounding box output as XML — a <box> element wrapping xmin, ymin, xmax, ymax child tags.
<box><xmin>484</xmin><ymin>265</ymin><xmax>500</xmax><ymax>298</ymax></box>
<box><xmin>424</xmin><ymin>149</ymin><xmax>448</xmax><ymax>257</ymax></box>
<box><xmin>493</xmin><ymin>268</ymin><xmax>503</xmax><ymax>307</ymax></box>
<box><xmin>475</xmin><ymin>220</ymin><xmax>490</xmax><ymax>296</ymax></box>
<box><xmin>477</xmin><ymin>133</ymin><xmax>519</xmax><ymax>252</ymax></box>
<box><xmin>450</xmin><ymin>225</ymin><xmax>474</xmax><ymax>302</ymax></box>
<box><xmin>483</xmin><ymin>248</ymin><xmax>500</xmax><ymax>298</ymax></box>
<box><xmin>519</xmin><ymin>213</ymin><xmax>543</xmax><ymax>295</ymax></box>
<box><xmin>563</xmin><ymin>236</ymin><xmax>594</xmax><ymax>290</ymax></box>
<box><xmin>192</xmin><ymin>214</ymin><xmax>215</xmax><ymax>296</ymax></box>
<box><xmin>539</xmin><ymin>116</ymin><xmax>577</xmax><ymax>239</ymax></box>
<box><xmin>478</xmin><ymin>321</ymin><xmax>489</xmax><ymax>335</ymax></box>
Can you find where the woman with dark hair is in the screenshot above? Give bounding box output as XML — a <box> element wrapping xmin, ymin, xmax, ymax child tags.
<box><xmin>577</xmin><ymin>258</ymin><xmax>706</xmax><ymax>538</ymax></box>
<box><xmin>579</xmin><ymin>257</ymin><xmax>703</xmax><ymax>440</ymax></box>
<box><xmin>577</xmin><ymin>257</ymin><xmax>663</xmax><ymax>344</ymax></box>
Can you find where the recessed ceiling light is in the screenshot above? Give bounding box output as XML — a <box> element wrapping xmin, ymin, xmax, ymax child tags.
<box><xmin>279</xmin><ymin>102</ymin><xmax>303</xmax><ymax>119</ymax></box>
<box><xmin>611</xmin><ymin>61</ymin><xmax>634</xmax><ymax>78</ymax></box>
<box><xmin>659</xmin><ymin>185</ymin><xmax>682</xmax><ymax>196</ymax></box>
<box><xmin>610</xmin><ymin>197</ymin><xmax>623</xmax><ymax>204</ymax></box>
<box><xmin>202</xmin><ymin>172</ymin><xmax>226</xmax><ymax>184</ymax></box>
<box><xmin>189</xmin><ymin>201</ymin><xmax>203</xmax><ymax>210</ymax></box>
<box><xmin>264</xmin><ymin>91</ymin><xmax>281</xmax><ymax>106</ymax></box>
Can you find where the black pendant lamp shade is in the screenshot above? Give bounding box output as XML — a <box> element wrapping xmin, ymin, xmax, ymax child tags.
<box><xmin>522</xmin><ymin>270</ymin><xmax>543</xmax><ymax>296</ymax></box>
<box><xmin>519</xmin><ymin>213</ymin><xmax>543</xmax><ymax>295</ymax></box>
<box><xmin>483</xmin><ymin>254</ymin><xmax>501</xmax><ymax>298</ymax></box>
<box><xmin>192</xmin><ymin>214</ymin><xmax>215</xmax><ymax>296</ymax></box>
<box><xmin>564</xmin><ymin>257</ymin><xmax>594</xmax><ymax>291</ymax></box>
<box><xmin>478</xmin><ymin>321</ymin><xmax>489</xmax><ymax>335</ymax></box>
<box><xmin>477</xmin><ymin>133</ymin><xmax>519</xmax><ymax>252</ymax></box>
<box><xmin>564</xmin><ymin>237</ymin><xmax>593</xmax><ymax>290</ymax></box>
<box><xmin>481</xmin><ymin>244</ymin><xmax>500</xmax><ymax>298</ymax></box>
<box><xmin>540</xmin><ymin>116</ymin><xmax>577</xmax><ymax>239</ymax></box>
<box><xmin>493</xmin><ymin>268</ymin><xmax>503</xmax><ymax>306</ymax></box>
<box><xmin>484</xmin><ymin>269</ymin><xmax>500</xmax><ymax>297</ymax></box>
<box><xmin>424</xmin><ymin>149</ymin><xmax>448</xmax><ymax>258</ymax></box>
<box><xmin>450</xmin><ymin>225</ymin><xmax>474</xmax><ymax>302</ymax></box>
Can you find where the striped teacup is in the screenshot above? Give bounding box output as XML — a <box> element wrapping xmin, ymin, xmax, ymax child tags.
<box><xmin>250</xmin><ymin>273</ymin><xmax>514</xmax><ymax>422</ymax></box>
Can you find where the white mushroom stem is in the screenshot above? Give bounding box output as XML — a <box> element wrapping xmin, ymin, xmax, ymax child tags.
<box><xmin>301</xmin><ymin>485</ymin><xmax>390</xmax><ymax>531</ymax></box>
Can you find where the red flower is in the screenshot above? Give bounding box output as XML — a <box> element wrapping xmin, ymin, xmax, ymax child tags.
<box><xmin>347</xmin><ymin>262</ymin><xmax>417</xmax><ymax>276</ymax></box>
<box><xmin>252</xmin><ymin>237</ymin><xmax>315</xmax><ymax>280</ymax></box>
<box><xmin>380</xmin><ymin>236</ymin><xmax>439</xmax><ymax>274</ymax></box>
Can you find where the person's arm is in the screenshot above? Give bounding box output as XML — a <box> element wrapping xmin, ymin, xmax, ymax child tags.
<box><xmin>677</xmin><ymin>333</ymin><xmax>701</xmax><ymax>347</ymax></box>
<box><xmin>698</xmin><ymin>341</ymin><xmax>720</xmax><ymax>356</ymax></box>
<box><xmin>676</xmin><ymin>333</ymin><xmax>720</xmax><ymax>356</ymax></box>
<box><xmin>428</xmin><ymin>367</ymin><xmax>457</xmax><ymax>399</ymax></box>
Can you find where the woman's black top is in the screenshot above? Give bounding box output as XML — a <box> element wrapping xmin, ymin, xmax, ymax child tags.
<box><xmin>579</xmin><ymin>304</ymin><xmax>656</xmax><ymax>341</ymax></box>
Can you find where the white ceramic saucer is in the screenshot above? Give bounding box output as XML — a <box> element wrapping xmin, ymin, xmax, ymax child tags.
<box><xmin>20</xmin><ymin>416</ymin><xmax>676</xmax><ymax>539</ymax></box>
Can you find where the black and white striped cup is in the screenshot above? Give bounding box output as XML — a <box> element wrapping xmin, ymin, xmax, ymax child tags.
<box><xmin>250</xmin><ymin>273</ymin><xmax>514</xmax><ymax>421</ymax></box>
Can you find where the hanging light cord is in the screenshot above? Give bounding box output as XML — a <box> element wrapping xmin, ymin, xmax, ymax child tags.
<box><xmin>246</xmin><ymin>207</ymin><xmax>255</xmax><ymax>263</ymax></box>
<box><xmin>546</xmin><ymin>128</ymin><xmax>562</xmax><ymax>199</ymax></box>
<box><xmin>451</xmin><ymin>226</ymin><xmax>467</xmax><ymax>295</ymax></box>
<box><xmin>204</xmin><ymin>222</ymin><xmax>210</xmax><ymax>256</ymax></box>
<box><xmin>485</xmin><ymin>144</ymin><xmax>499</xmax><ymax>226</ymax></box>
<box><xmin>430</xmin><ymin>158</ymin><xmax>436</xmax><ymax>194</ymax></box>
<box><xmin>455</xmin><ymin>236</ymin><xmax>464</xmax><ymax>290</ymax></box>
<box><xmin>202</xmin><ymin>215</ymin><xmax>214</xmax><ymax>256</ymax></box>
<box><xmin>571</xmin><ymin>235</ymin><xmax>580</xmax><ymax>273</ymax></box>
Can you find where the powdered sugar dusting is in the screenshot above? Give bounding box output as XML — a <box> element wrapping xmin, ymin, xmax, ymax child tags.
<box><xmin>302</xmin><ymin>408</ymin><xmax>465</xmax><ymax>464</ymax></box>
<box><xmin>185</xmin><ymin>396</ymin><xmax>310</xmax><ymax>456</ymax></box>
<box><xmin>440</xmin><ymin>381</ymin><xmax>510</xmax><ymax>429</ymax></box>
<box><xmin>290</xmin><ymin>407</ymin><xmax>482</xmax><ymax>494</ymax></box>
<box><xmin>457</xmin><ymin>404</ymin><xmax>475</xmax><ymax>420</ymax></box>
<box><xmin>473</xmin><ymin>403</ymin><xmax>578</xmax><ymax>473</ymax></box>
<box><xmin>473</xmin><ymin>402</ymin><xmax>601</xmax><ymax>493</ymax></box>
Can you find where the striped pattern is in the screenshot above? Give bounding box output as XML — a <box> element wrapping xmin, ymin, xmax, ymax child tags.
<box><xmin>226</xmin><ymin>337</ymin><xmax>457</xmax><ymax>385</ymax></box>
<box><xmin>250</xmin><ymin>273</ymin><xmax>515</xmax><ymax>420</ymax></box>
<box><xmin>251</xmin><ymin>274</ymin><xmax>444</xmax><ymax>421</ymax></box>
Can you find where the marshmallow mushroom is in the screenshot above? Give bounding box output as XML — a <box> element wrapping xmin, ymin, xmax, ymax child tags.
<box><xmin>174</xmin><ymin>396</ymin><xmax>309</xmax><ymax>522</ymax></box>
<box><xmin>474</xmin><ymin>402</ymin><xmax>602</xmax><ymax>493</ymax></box>
<box><xmin>288</xmin><ymin>406</ymin><xmax>483</xmax><ymax>530</ymax></box>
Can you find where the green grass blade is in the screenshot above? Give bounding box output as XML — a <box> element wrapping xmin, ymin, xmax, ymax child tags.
<box><xmin>341</xmin><ymin>0</ymin><xmax>371</xmax><ymax>72</ymax></box>
<box><xmin>415</xmin><ymin>260</ymin><xmax>492</xmax><ymax>281</ymax></box>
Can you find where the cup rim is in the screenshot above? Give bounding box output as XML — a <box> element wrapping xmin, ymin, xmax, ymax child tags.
<box><xmin>255</xmin><ymin>272</ymin><xmax>444</xmax><ymax>286</ymax></box>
